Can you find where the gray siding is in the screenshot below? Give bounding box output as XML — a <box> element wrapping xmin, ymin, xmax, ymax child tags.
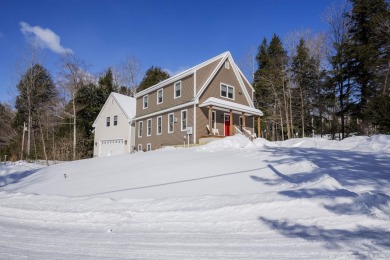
<box><xmin>196</xmin><ymin>57</ymin><xmax>223</xmax><ymax>94</ymax></box>
<box><xmin>136</xmin><ymin>74</ymin><xmax>194</xmax><ymax>117</ymax></box>
<box><xmin>199</xmin><ymin>58</ymin><xmax>250</xmax><ymax>106</ymax></box>
<box><xmin>136</xmin><ymin>106</ymin><xmax>194</xmax><ymax>150</ymax></box>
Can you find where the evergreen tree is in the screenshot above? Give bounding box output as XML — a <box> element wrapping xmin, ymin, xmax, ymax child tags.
<box><xmin>13</xmin><ymin>64</ymin><xmax>57</xmax><ymax>160</ymax></box>
<box><xmin>347</xmin><ymin>0</ymin><xmax>390</xmax><ymax>127</ymax></box>
<box><xmin>98</xmin><ymin>68</ymin><xmax>117</xmax><ymax>97</ymax></box>
<box><xmin>138</xmin><ymin>66</ymin><xmax>170</xmax><ymax>91</ymax></box>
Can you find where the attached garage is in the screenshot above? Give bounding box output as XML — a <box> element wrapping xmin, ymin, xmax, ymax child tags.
<box><xmin>99</xmin><ymin>139</ymin><xmax>125</xmax><ymax>157</ymax></box>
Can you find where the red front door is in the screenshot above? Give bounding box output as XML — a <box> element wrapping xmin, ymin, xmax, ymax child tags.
<box><xmin>224</xmin><ymin>115</ymin><xmax>230</xmax><ymax>136</ymax></box>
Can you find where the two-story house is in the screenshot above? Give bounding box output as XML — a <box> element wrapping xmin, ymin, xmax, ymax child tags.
<box><xmin>134</xmin><ymin>51</ymin><xmax>263</xmax><ymax>151</ymax></box>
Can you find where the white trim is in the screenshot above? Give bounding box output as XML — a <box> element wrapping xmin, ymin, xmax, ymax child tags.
<box><xmin>193</xmin><ymin>104</ymin><xmax>196</xmax><ymax>144</ymax></box>
<box><xmin>174</xmin><ymin>81</ymin><xmax>182</xmax><ymax>99</ymax></box>
<box><xmin>135</xmin><ymin>52</ymin><xmax>229</xmax><ymax>97</ymax></box>
<box><xmin>138</xmin><ymin>121</ymin><xmax>143</xmax><ymax>138</ymax></box>
<box><xmin>157</xmin><ymin>116</ymin><xmax>162</xmax><ymax>135</ymax></box>
<box><xmin>134</xmin><ymin>101</ymin><xmax>197</xmax><ymax>121</ymax></box>
<box><xmin>220</xmin><ymin>83</ymin><xmax>234</xmax><ymax>100</ymax></box>
<box><xmin>146</xmin><ymin>143</ymin><xmax>152</xmax><ymax>151</ymax></box>
<box><xmin>181</xmin><ymin>109</ymin><xmax>187</xmax><ymax>131</ymax></box>
<box><xmin>236</xmin><ymin>66</ymin><xmax>255</xmax><ymax>92</ymax></box>
<box><xmin>138</xmin><ymin>144</ymin><xmax>142</xmax><ymax>152</ymax></box>
<box><xmin>200</xmin><ymin>97</ymin><xmax>263</xmax><ymax>116</ymax></box>
<box><xmin>147</xmin><ymin>118</ymin><xmax>152</xmax><ymax>136</ymax></box>
<box><xmin>223</xmin><ymin>113</ymin><xmax>230</xmax><ymax>136</ymax></box>
<box><xmin>229</xmin><ymin>56</ymin><xmax>254</xmax><ymax>107</ymax></box>
<box><xmin>194</xmin><ymin>53</ymin><xmax>229</xmax><ymax>100</ymax></box>
<box><xmin>212</xmin><ymin>111</ymin><xmax>217</xmax><ymax>129</ymax></box>
<box><xmin>193</xmin><ymin>70</ymin><xmax>196</xmax><ymax>98</ymax></box>
<box><xmin>157</xmin><ymin>89</ymin><xmax>163</xmax><ymax>104</ymax></box>
<box><xmin>168</xmin><ymin>113</ymin><xmax>174</xmax><ymax>133</ymax></box>
<box><xmin>92</xmin><ymin>93</ymin><xmax>135</xmax><ymax>127</ymax></box>
<box><xmin>143</xmin><ymin>95</ymin><xmax>149</xmax><ymax>109</ymax></box>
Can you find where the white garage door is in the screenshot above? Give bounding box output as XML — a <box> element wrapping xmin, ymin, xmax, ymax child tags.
<box><xmin>99</xmin><ymin>139</ymin><xmax>125</xmax><ymax>157</ymax></box>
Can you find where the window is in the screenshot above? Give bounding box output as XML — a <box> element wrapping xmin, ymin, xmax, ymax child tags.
<box><xmin>143</xmin><ymin>95</ymin><xmax>149</xmax><ymax>109</ymax></box>
<box><xmin>157</xmin><ymin>116</ymin><xmax>162</xmax><ymax>135</ymax></box>
<box><xmin>225</xmin><ymin>61</ymin><xmax>230</xmax><ymax>69</ymax></box>
<box><xmin>113</xmin><ymin>115</ymin><xmax>118</xmax><ymax>126</ymax></box>
<box><xmin>147</xmin><ymin>119</ymin><xmax>152</xmax><ymax>136</ymax></box>
<box><xmin>106</xmin><ymin>117</ymin><xmax>110</xmax><ymax>127</ymax></box>
<box><xmin>138</xmin><ymin>121</ymin><xmax>143</xmax><ymax>137</ymax></box>
<box><xmin>168</xmin><ymin>113</ymin><xmax>174</xmax><ymax>133</ymax></box>
<box><xmin>220</xmin><ymin>84</ymin><xmax>234</xmax><ymax>99</ymax></box>
<box><xmin>147</xmin><ymin>143</ymin><xmax>151</xmax><ymax>151</ymax></box>
<box><xmin>174</xmin><ymin>81</ymin><xmax>181</xmax><ymax>98</ymax></box>
<box><xmin>138</xmin><ymin>144</ymin><xmax>142</xmax><ymax>152</ymax></box>
<box><xmin>181</xmin><ymin>110</ymin><xmax>187</xmax><ymax>131</ymax></box>
<box><xmin>157</xmin><ymin>89</ymin><xmax>163</xmax><ymax>104</ymax></box>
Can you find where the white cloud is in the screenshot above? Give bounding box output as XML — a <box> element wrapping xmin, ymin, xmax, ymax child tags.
<box><xmin>20</xmin><ymin>21</ymin><xmax>73</xmax><ymax>55</ymax></box>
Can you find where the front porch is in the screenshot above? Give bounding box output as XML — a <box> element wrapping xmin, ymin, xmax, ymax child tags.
<box><xmin>199</xmin><ymin>97</ymin><xmax>264</xmax><ymax>141</ymax></box>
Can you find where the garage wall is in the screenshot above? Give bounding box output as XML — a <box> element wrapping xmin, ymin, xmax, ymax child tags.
<box><xmin>93</xmin><ymin>96</ymin><xmax>133</xmax><ymax>157</ymax></box>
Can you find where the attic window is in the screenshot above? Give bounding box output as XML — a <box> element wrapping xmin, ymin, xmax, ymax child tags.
<box><xmin>225</xmin><ymin>61</ymin><xmax>230</xmax><ymax>69</ymax></box>
<box><xmin>114</xmin><ymin>115</ymin><xmax>118</xmax><ymax>126</ymax></box>
<box><xmin>106</xmin><ymin>117</ymin><xmax>110</xmax><ymax>127</ymax></box>
<box><xmin>220</xmin><ymin>83</ymin><xmax>234</xmax><ymax>100</ymax></box>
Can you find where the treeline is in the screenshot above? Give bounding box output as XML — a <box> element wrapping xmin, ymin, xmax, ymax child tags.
<box><xmin>0</xmin><ymin>0</ymin><xmax>389</xmax><ymax>162</ymax></box>
<box><xmin>253</xmin><ymin>0</ymin><xmax>390</xmax><ymax>140</ymax></box>
<box><xmin>0</xmin><ymin>53</ymin><xmax>170</xmax><ymax>163</ymax></box>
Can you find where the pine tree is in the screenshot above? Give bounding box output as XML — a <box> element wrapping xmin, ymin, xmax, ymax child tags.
<box><xmin>347</xmin><ymin>0</ymin><xmax>390</xmax><ymax>130</ymax></box>
<box><xmin>138</xmin><ymin>66</ymin><xmax>170</xmax><ymax>91</ymax></box>
<box><xmin>13</xmin><ymin>64</ymin><xmax>57</xmax><ymax>161</ymax></box>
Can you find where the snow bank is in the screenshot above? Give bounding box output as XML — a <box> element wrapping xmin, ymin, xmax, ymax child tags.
<box><xmin>253</xmin><ymin>138</ymin><xmax>279</xmax><ymax>147</ymax></box>
<box><xmin>197</xmin><ymin>135</ymin><xmax>255</xmax><ymax>152</ymax></box>
<box><xmin>278</xmin><ymin>135</ymin><xmax>390</xmax><ymax>153</ymax></box>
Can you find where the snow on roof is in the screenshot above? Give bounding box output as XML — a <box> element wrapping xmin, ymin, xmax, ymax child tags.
<box><xmin>200</xmin><ymin>97</ymin><xmax>264</xmax><ymax>116</ymax></box>
<box><xmin>111</xmin><ymin>92</ymin><xmax>136</xmax><ymax>119</ymax></box>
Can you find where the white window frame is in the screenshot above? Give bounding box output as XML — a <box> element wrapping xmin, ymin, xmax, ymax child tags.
<box><xmin>181</xmin><ymin>109</ymin><xmax>187</xmax><ymax>131</ymax></box>
<box><xmin>138</xmin><ymin>121</ymin><xmax>143</xmax><ymax>138</ymax></box>
<box><xmin>168</xmin><ymin>113</ymin><xmax>174</xmax><ymax>133</ymax></box>
<box><xmin>157</xmin><ymin>89</ymin><xmax>163</xmax><ymax>104</ymax></box>
<box><xmin>174</xmin><ymin>81</ymin><xmax>181</xmax><ymax>99</ymax></box>
<box><xmin>106</xmin><ymin>116</ymin><xmax>110</xmax><ymax>127</ymax></box>
<box><xmin>113</xmin><ymin>115</ymin><xmax>118</xmax><ymax>126</ymax></box>
<box><xmin>220</xmin><ymin>83</ymin><xmax>234</xmax><ymax>100</ymax></box>
<box><xmin>143</xmin><ymin>95</ymin><xmax>149</xmax><ymax>109</ymax></box>
<box><xmin>147</xmin><ymin>119</ymin><xmax>152</xmax><ymax>136</ymax></box>
<box><xmin>157</xmin><ymin>116</ymin><xmax>162</xmax><ymax>135</ymax></box>
<box><xmin>138</xmin><ymin>144</ymin><xmax>142</xmax><ymax>152</ymax></box>
<box><xmin>147</xmin><ymin>143</ymin><xmax>152</xmax><ymax>151</ymax></box>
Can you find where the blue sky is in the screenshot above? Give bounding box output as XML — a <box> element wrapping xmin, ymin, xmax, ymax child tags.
<box><xmin>0</xmin><ymin>0</ymin><xmax>332</xmax><ymax>104</ymax></box>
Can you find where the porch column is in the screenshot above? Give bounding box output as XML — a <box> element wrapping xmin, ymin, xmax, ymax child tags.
<box><xmin>242</xmin><ymin>112</ymin><xmax>245</xmax><ymax>128</ymax></box>
<box><xmin>257</xmin><ymin>116</ymin><xmax>261</xmax><ymax>138</ymax></box>
<box><xmin>229</xmin><ymin>109</ymin><xmax>233</xmax><ymax>136</ymax></box>
<box><xmin>209</xmin><ymin>105</ymin><xmax>213</xmax><ymax>135</ymax></box>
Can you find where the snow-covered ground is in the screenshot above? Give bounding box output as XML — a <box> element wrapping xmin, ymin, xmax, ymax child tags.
<box><xmin>1</xmin><ymin>135</ymin><xmax>389</xmax><ymax>259</ymax></box>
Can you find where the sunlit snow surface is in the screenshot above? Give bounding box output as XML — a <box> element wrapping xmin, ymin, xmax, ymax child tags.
<box><xmin>1</xmin><ymin>135</ymin><xmax>390</xmax><ymax>259</ymax></box>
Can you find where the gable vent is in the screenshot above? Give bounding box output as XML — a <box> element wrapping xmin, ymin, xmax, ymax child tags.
<box><xmin>225</xmin><ymin>61</ymin><xmax>230</xmax><ymax>69</ymax></box>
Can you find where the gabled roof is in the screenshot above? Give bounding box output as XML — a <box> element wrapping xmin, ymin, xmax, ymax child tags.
<box><xmin>200</xmin><ymin>97</ymin><xmax>263</xmax><ymax>116</ymax></box>
<box><xmin>135</xmin><ymin>52</ymin><xmax>229</xmax><ymax>98</ymax></box>
<box><xmin>134</xmin><ymin>51</ymin><xmax>256</xmax><ymax>109</ymax></box>
<box><xmin>92</xmin><ymin>92</ymin><xmax>136</xmax><ymax>127</ymax></box>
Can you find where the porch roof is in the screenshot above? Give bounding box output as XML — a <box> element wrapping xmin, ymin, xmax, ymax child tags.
<box><xmin>199</xmin><ymin>97</ymin><xmax>264</xmax><ymax>116</ymax></box>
